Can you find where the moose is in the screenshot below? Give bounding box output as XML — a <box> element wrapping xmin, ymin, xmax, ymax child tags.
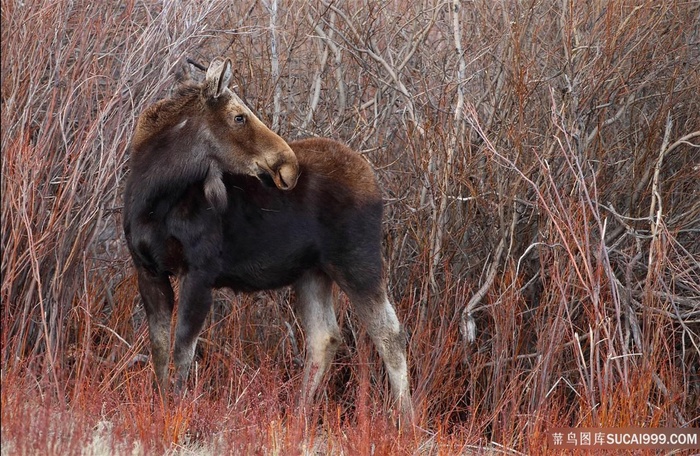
<box><xmin>123</xmin><ymin>58</ymin><xmax>412</xmax><ymax>419</ymax></box>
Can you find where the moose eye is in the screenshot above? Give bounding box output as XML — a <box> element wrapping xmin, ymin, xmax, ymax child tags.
<box><xmin>234</xmin><ymin>114</ymin><xmax>246</xmax><ymax>124</ymax></box>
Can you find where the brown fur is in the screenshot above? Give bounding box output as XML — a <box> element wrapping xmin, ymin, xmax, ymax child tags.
<box><xmin>292</xmin><ymin>137</ymin><xmax>381</xmax><ymax>203</ymax></box>
<box><xmin>130</xmin><ymin>85</ymin><xmax>201</xmax><ymax>153</ymax></box>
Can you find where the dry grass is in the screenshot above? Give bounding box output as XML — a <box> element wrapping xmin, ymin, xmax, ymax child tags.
<box><xmin>2</xmin><ymin>0</ymin><xmax>699</xmax><ymax>454</ymax></box>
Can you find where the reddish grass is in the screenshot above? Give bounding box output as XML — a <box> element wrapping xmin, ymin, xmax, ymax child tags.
<box><xmin>2</xmin><ymin>0</ymin><xmax>699</xmax><ymax>454</ymax></box>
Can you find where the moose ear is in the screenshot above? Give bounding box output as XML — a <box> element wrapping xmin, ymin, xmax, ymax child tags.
<box><xmin>204</xmin><ymin>57</ymin><xmax>232</xmax><ymax>99</ymax></box>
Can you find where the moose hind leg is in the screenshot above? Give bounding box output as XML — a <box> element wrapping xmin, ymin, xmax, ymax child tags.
<box><xmin>349</xmin><ymin>287</ymin><xmax>413</xmax><ymax>420</ymax></box>
<box><xmin>294</xmin><ymin>271</ymin><xmax>341</xmax><ymax>407</ymax></box>
<box><xmin>172</xmin><ymin>272</ymin><xmax>213</xmax><ymax>394</ymax></box>
<box><xmin>137</xmin><ymin>269</ymin><xmax>175</xmax><ymax>397</ymax></box>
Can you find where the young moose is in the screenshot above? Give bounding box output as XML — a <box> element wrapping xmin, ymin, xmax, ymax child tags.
<box><xmin>123</xmin><ymin>58</ymin><xmax>412</xmax><ymax>419</ymax></box>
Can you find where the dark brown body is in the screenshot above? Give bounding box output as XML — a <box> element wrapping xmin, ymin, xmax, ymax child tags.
<box><xmin>125</xmin><ymin>138</ymin><xmax>383</xmax><ymax>295</ymax></box>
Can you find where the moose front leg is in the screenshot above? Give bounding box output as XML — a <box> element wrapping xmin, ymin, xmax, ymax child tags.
<box><xmin>172</xmin><ymin>272</ymin><xmax>213</xmax><ymax>394</ymax></box>
<box><xmin>137</xmin><ymin>269</ymin><xmax>175</xmax><ymax>398</ymax></box>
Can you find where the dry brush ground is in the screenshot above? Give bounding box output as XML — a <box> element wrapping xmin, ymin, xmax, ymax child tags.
<box><xmin>2</xmin><ymin>0</ymin><xmax>699</xmax><ymax>454</ymax></box>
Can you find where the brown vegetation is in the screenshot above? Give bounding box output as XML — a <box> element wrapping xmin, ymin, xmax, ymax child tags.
<box><xmin>2</xmin><ymin>0</ymin><xmax>698</xmax><ymax>454</ymax></box>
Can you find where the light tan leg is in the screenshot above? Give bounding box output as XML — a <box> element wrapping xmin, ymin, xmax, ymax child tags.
<box><xmin>350</xmin><ymin>288</ymin><xmax>414</xmax><ymax>423</ymax></box>
<box><xmin>294</xmin><ymin>271</ymin><xmax>341</xmax><ymax>407</ymax></box>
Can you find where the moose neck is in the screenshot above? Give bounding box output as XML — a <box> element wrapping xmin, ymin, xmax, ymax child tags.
<box><xmin>126</xmin><ymin>125</ymin><xmax>212</xmax><ymax>221</ymax></box>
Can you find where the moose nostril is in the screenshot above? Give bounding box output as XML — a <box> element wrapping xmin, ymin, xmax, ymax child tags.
<box><xmin>278</xmin><ymin>162</ymin><xmax>299</xmax><ymax>190</ymax></box>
